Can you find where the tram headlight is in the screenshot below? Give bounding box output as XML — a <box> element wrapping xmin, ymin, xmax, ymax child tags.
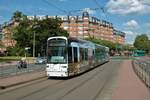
<box><xmin>62</xmin><ymin>66</ymin><xmax>67</xmax><ymax>68</ymax></box>
<box><xmin>46</xmin><ymin>65</ymin><xmax>49</xmax><ymax>68</ymax></box>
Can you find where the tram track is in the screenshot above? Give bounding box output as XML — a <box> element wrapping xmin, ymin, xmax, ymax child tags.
<box><xmin>27</xmin><ymin>66</ymin><xmax>105</xmax><ymax>100</ymax></box>
<box><xmin>17</xmin><ymin>80</ymin><xmax>65</xmax><ymax>100</ymax></box>
<box><xmin>92</xmin><ymin>71</ymin><xmax>114</xmax><ymax>100</ymax></box>
<box><xmin>0</xmin><ymin>61</ymin><xmax>122</xmax><ymax>100</ymax></box>
<box><xmin>92</xmin><ymin>61</ymin><xmax>121</xmax><ymax>100</ymax></box>
<box><xmin>0</xmin><ymin>78</ymin><xmax>66</xmax><ymax>100</ymax></box>
<box><xmin>57</xmin><ymin>67</ymin><xmax>105</xmax><ymax>100</ymax></box>
<box><xmin>17</xmin><ymin>65</ymin><xmax>105</xmax><ymax>100</ymax></box>
<box><xmin>21</xmin><ymin>62</ymin><xmax>114</xmax><ymax>100</ymax></box>
<box><xmin>59</xmin><ymin>61</ymin><xmax>121</xmax><ymax>100</ymax></box>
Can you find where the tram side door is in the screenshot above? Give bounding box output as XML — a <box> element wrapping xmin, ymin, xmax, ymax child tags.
<box><xmin>68</xmin><ymin>46</ymin><xmax>79</xmax><ymax>74</ymax></box>
<box><xmin>73</xmin><ymin>47</ymin><xmax>80</xmax><ymax>73</ymax></box>
<box><xmin>73</xmin><ymin>47</ymin><xmax>78</xmax><ymax>63</ymax></box>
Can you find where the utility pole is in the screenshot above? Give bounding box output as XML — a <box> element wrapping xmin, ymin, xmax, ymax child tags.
<box><xmin>33</xmin><ymin>31</ymin><xmax>35</xmax><ymax>58</ymax></box>
<box><xmin>32</xmin><ymin>18</ymin><xmax>40</xmax><ymax>58</ymax></box>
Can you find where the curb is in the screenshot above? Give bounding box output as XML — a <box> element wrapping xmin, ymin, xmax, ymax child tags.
<box><xmin>0</xmin><ymin>72</ymin><xmax>47</xmax><ymax>89</ymax></box>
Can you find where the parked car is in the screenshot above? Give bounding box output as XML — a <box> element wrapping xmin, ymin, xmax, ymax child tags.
<box><xmin>35</xmin><ymin>57</ymin><xmax>47</xmax><ymax>64</ymax></box>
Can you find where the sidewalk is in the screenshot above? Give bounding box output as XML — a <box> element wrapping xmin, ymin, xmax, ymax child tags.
<box><xmin>0</xmin><ymin>71</ymin><xmax>46</xmax><ymax>89</ymax></box>
<box><xmin>111</xmin><ymin>60</ymin><xmax>150</xmax><ymax>100</ymax></box>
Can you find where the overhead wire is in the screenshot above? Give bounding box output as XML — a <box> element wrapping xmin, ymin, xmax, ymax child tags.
<box><xmin>92</xmin><ymin>0</ymin><xmax>109</xmax><ymax>21</ymax></box>
<box><xmin>42</xmin><ymin>0</ymin><xmax>106</xmax><ymax>18</ymax></box>
<box><xmin>42</xmin><ymin>0</ymin><xmax>68</xmax><ymax>15</ymax></box>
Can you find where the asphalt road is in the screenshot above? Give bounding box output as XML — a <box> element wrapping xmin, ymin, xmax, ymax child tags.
<box><xmin>0</xmin><ymin>60</ymin><xmax>122</xmax><ymax>100</ymax></box>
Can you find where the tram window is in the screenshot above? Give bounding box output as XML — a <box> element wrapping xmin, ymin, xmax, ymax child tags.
<box><xmin>85</xmin><ymin>48</ymin><xmax>88</xmax><ymax>61</ymax></box>
<box><xmin>68</xmin><ymin>47</ymin><xmax>72</xmax><ymax>63</ymax></box>
<box><xmin>73</xmin><ymin>47</ymin><xmax>78</xmax><ymax>63</ymax></box>
<box><xmin>80</xmin><ymin>48</ymin><xmax>84</xmax><ymax>61</ymax></box>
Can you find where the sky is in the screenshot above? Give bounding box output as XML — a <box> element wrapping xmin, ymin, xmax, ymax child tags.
<box><xmin>0</xmin><ymin>0</ymin><xmax>150</xmax><ymax>44</ymax></box>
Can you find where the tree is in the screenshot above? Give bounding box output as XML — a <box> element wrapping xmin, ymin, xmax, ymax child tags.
<box><xmin>32</xmin><ymin>17</ymin><xmax>68</xmax><ymax>56</ymax></box>
<box><xmin>13</xmin><ymin>17</ymin><xmax>32</xmax><ymax>48</ymax></box>
<box><xmin>0</xmin><ymin>40</ymin><xmax>3</xmax><ymax>47</ymax></box>
<box><xmin>12</xmin><ymin>11</ymin><xmax>23</xmax><ymax>22</ymax></box>
<box><xmin>12</xmin><ymin>11</ymin><xmax>69</xmax><ymax>56</ymax></box>
<box><xmin>85</xmin><ymin>38</ymin><xmax>116</xmax><ymax>50</ymax></box>
<box><xmin>134</xmin><ymin>34</ymin><xmax>150</xmax><ymax>53</ymax></box>
<box><xmin>122</xmin><ymin>44</ymin><xmax>135</xmax><ymax>51</ymax></box>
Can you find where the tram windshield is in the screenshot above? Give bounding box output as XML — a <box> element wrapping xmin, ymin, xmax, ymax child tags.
<box><xmin>47</xmin><ymin>39</ymin><xmax>67</xmax><ymax>64</ymax></box>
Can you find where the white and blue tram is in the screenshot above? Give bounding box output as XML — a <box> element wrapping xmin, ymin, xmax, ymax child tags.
<box><xmin>46</xmin><ymin>36</ymin><xmax>109</xmax><ymax>77</ymax></box>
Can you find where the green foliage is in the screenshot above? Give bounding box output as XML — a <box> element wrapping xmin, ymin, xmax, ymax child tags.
<box><xmin>122</xmin><ymin>44</ymin><xmax>135</xmax><ymax>51</ymax></box>
<box><xmin>85</xmin><ymin>38</ymin><xmax>116</xmax><ymax>50</ymax></box>
<box><xmin>134</xmin><ymin>34</ymin><xmax>150</xmax><ymax>53</ymax></box>
<box><xmin>33</xmin><ymin>18</ymin><xmax>68</xmax><ymax>56</ymax></box>
<box><xmin>7</xmin><ymin>46</ymin><xmax>25</xmax><ymax>56</ymax></box>
<box><xmin>0</xmin><ymin>41</ymin><xmax>4</xmax><ymax>48</ymax></box>
<box><xmin>13</xmin><ymin>17</ymin><xmax>32</xmax><ymax>48</ymax></box>
<box><xmin>12</xmin><ymin>11</ymin><xmax>25</xmax><ymax>22</ymax></box>
<box><xmin>10</xmin><ymin>11</ymin><xmax>69</xmax><ymax>56</ymax></box>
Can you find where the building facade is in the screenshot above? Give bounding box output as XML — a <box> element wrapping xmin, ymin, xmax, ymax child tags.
<box><xmin>1</xmin><ymin>12</ymin><xmax>125</xmax><ymax>52</ymax></box>
<box><xmin>27</xmin><ymin>12</ymin><xmax>120</xmax><ymax>43</ymax></box>
<box><xmin>113</xmin><ymin>30</ymin><xmax>125</xmax><ymax>44</ymax></box>
<box><xmin>1</xmin><ymin>22</ymin><xmax>17</xmax><ymax>48</ymax></box>
<box><xmin>28</xmin><ymin>12</ymin><xmax>125</xmax><ymax>44</ymax></box>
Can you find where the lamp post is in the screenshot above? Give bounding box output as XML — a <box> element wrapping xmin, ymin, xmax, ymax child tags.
<box><xmin>25</xmin><ymin>47</ymin><xmax>30</xmax><ymax>59</ymax></box>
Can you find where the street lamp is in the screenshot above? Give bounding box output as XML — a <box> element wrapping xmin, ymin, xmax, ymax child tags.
<box><xmin>25</xmin><ymin>47</ymin><xmax>30</xmax><ymax>59</ymax></box>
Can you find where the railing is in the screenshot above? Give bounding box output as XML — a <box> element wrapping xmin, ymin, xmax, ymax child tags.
<box><xmin>132</xmin><ymin>60</ymin><xmax>150</xmax><ymax>88</ymax></box>
<box><xmin>0</xmin><ymin>61</ymin><xmax>46</xmax><ymax>78</ymax></box>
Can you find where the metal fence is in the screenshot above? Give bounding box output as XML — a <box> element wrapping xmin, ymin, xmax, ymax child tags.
<box><xmin>132</xmin><ymin>60</ymin><xmax>150</xmax><ymax>88</ymax></box>
<box><xmin>0</xmin><ymin>61</ymin><xmax>46</xmax><ymax>78</ymax></box>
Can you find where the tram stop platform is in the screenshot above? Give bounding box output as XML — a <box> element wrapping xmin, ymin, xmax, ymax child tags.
<box><xmin>111</xmin><ymin>60</ymin><xmax>150</xmax><ymax>100</ymax></box>
<box><xmin>0</xmin><ymin>71</ymin><xmax>46</xmax><ymax>89</ymax></box>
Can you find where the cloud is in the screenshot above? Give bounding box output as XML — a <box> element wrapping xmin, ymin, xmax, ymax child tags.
<box><xmin>82</xmin><ymin>8</ymin><xmax>96</xmax><ymax>15</ymax></box>
<box><xmin>106</xmin><ymin>0</ymin><xmax>150</xmax><ymax>15</ymax></box>
<box><xmin>124</xmin><ymin>30</ymin><xmax>139</xmax><ymax>44</ymax></box>
<box><xmin>124</xmin><ymin>31</ymin><xmax>135</xmax><ymax>35</ymax></box>
<box><xmin>123</xmin><ymin>20</ymin><xmax>139</xmax><ymax>29</ymax></box>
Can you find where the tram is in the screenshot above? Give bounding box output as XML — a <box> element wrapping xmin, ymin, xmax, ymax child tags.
<box><xmin>46</xmin><ymin>36</ymin><xmax>109</xmax><ymax>77</ymax></box>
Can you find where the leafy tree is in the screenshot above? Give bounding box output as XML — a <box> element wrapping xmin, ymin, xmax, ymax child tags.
<box><xmin>0</xmin><ymin>41</ymin><xmax>4</xmax><ymax>48</ymax></box>
<box><xmin>134</xmin><ymin>34</ymin><xmax>150</xmax><ymax>53</ymax></box>
<box><xmin>12</xmin><ymin>11</ymin><xmax>23</xmax><ymax>22</ymax></box>
<box><xmin>32</xmin><ymin>17</ymin><xmax>68</xmax><ymax>56</ymax></box>
<box><xmin>122</xmin><ymin>44</ymin><xmax>135</xmax><ymax>51</ymax></box>
<box><xmin>11</xmin><ymin>11</ymin><xmax>69</xmax><ymax>56</ymax></box>
<box><xmin>85</xmin><ymin>38</ymin><xmax>116</xmax><ymax>50</ymax></box>
<box><xmin>13</xmin><ymin>17</ymin><xmax>32</xmax><ymax>48</ymax></box>
<box><xmin>6</xmin><ymin>46</ymin><xmax>25</xmax><ymax>56</ymax></box>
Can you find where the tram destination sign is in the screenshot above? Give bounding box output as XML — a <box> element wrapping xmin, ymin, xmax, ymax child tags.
<box><xmin>48</xmin><ymin>40</ymin><xmax>66</xmax><ymax>46</ymax></box>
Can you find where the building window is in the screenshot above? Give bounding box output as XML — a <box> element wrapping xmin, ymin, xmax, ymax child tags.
<box><xmin>78</xmin><ymin>16</ymin><xmax>83</xmax><ymax>21</ymax></box>
<box><xmin>79</xmin><ymin>31</ymin><xmax>83</xmax><ymax>34</ymax></box>
<box><xmin>63</xmin><ymin>16</ymin><xmax>69</xmax><ymax>21</ymax></box>
<box><xmin>78</xmin><ymin>26</ymin><xmax>83</xmax><ymax>30</ymax></box>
